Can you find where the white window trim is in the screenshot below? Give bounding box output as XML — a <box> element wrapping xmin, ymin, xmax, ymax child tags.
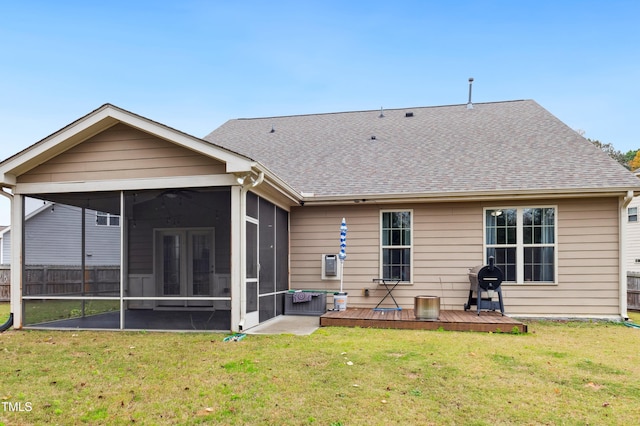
<box><xmin>483</xmin><ymin>206</ymin><xmax>558</xmax><ymax>285</ymax></box>
<box><xmin>379</xmin><ymin>209</ymin><xmax>414</xmax><ymax>284</ymax></box>
<box><xmin>628</xmin><ymin>206</ymin><xmax>638</xmax><ymax>223</ymax></box>
<box><xmin>96</xmin><ymin>211</ymin><xmax>120</xmax><ymax>227</ymax></box>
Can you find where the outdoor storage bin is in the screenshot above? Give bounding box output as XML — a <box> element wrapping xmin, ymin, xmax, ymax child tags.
<box><xmin>284</xmin><ymin>292</ymin><xmax>327</xmax><ymax>316</ymax></box>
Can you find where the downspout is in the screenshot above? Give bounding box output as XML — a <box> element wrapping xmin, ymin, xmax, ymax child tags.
<box><xmin>620</xmin><ymin>190</ymin><xmax>633</xmax><ymax>320</ymax></box>
<box><xmin>0</xmin><ymin>188</ymin><xmax>14</xmax><ymax>332</ymax></box>
<box><xmin>236</xmin><ymin>183</ymin><xmax>248</xmax><ymax>332</ymax></box>
<box><xmin>0</xmin><ymin>313</ymin><xmax>13</xmax><ymax>332</ymax></box>
<box><xmin>250</xmin><ymin>171</ymin><xmax>264</xmax><ymax>188</ymax></box>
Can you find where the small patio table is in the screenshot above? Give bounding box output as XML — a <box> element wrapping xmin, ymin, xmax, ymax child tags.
<box><xmin>372</xmin><ymin>278</ymin><xmax>402</xmax><ymax>311</ymax></box>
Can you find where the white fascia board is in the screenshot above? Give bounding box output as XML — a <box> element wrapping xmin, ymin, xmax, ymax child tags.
<box><xmin>106</xmin><ymin>108</ymin><xmax>255</xmax><ymax>173</ymax></box>
<box><xmin>257</xmin><ymin>165</ymin><xmax>302</xmax><ymax>203</ymax></box>
<box><xmin>300</xmin><ymin>187</ymin><xmax>640</xmax><ymax>205</ymax></box>
<box><xmin>0</xmin><ymin>111</ymin><xmax>119</xmax><ymax>178</ymax></box>
<box><xmin>0</xmin><ymin>105</ymin><xmax>256</xmax><ymax>180</ymax></box>
<box><xmin>0</xmin><ymin>174</ymin><xmax>16</xmax><ymax>187</ymax></box>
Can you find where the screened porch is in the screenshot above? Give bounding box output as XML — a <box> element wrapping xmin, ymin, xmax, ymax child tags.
<box><xmin>18</xmin><ymin>188</ymin><xmax>234</xmax><ymax>331</ymax></box>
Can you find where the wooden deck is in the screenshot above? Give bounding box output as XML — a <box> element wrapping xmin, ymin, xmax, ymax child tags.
<box><xmin>320</xmin><ymin>308</ymin><xmax>527</xmax><ymax>333</ymax></box>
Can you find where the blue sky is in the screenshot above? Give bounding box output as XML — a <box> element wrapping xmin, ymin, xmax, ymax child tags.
<box><xmin>0</xmin><ymin>0</ymin><xmax>638</xmax><ymax>224</ymax></box>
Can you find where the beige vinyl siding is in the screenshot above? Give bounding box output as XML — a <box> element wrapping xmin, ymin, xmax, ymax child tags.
<box><xmin>290</xmin><ymin>197</ymin><xmax>621</xmax><ymax>317</ymax></box>
<box><xmin>505</xmin><ymin>197</ymin><xmax>620</xmax><ymax>316</ymax></box>
<box><xmin>18</xmin><ymin>123</ymin><xmax>226</xmax><ymax>183</ymax></box>
<box><xmin>290</xmin><ymin>202</ymin><xmax>484</xmax><ymax>310</ymax></box>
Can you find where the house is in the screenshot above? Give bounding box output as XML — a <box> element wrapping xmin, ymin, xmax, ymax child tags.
<box><xmin>1</xmin><ymin>100</ymin><xmax>638</xmax><ymax>332</ymax></box>
<box><xmin>0</xmin><ymin>201</ymin><xmax>121</xmax><ymax>303</ymax></box>
<box><xmin>625</xmin><ymin>170</ymin><xmax>640</xmax><ymax>311</ymax></box>
<box><xmin>625</xmin><ymin>170</ymin><xmax>640</xmax><ymax>274</ymax></box>
<box><xmin>1</xmin><ymin>200</ymin><xmax>120</xmax><ymax>266</ymax></box>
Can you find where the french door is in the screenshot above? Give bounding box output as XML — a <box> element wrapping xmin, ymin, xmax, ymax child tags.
<box><xmin>156</xmin><ymin>229</ymin><xmax>215</xmax><ymax>308</ymax></box>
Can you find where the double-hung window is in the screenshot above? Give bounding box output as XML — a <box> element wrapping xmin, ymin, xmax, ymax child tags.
<box><xmin>485</xmin><ymin>207</ymin><xmax>556</xmax><ymax>283</ymax></box>
<box><xmin>628</xmin><ymin>207</ymin><xmax>638</xmax><ymax>223</ymax></box>
<box><xmin>381</xmin><ymin>210</ymin><xmax>412</xmax><ymax>282</ymax></box>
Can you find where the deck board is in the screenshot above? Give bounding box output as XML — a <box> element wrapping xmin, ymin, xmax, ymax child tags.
<box><xmin>320</xmin><ymin>308</ymin><xmax>527</xmax><ymax>333</ymax></box>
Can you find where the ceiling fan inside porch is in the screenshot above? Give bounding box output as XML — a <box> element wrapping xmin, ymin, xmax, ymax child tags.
<box><xmin>158</xmin><ymin>189</ymin><xmax>199</xmax><ymax>199</ymax></box>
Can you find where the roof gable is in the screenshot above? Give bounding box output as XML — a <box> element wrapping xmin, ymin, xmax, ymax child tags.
<box><xmin>205</xmin><ymin>100</ymin><xmax>640</xmax><ymax>200</ymax></box>
<box><xmin>18</xmin><ymin>123</ymin><xmax>228</xmax><ymax>184</ymax></box>
<box><xmin>0</xmin><ymin>104</ymin><xmax>255</xmax><ymax>186</ymax></box>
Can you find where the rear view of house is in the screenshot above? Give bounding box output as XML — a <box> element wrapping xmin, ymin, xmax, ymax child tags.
<box><xmin>1</xmin><ymin>99</ymin><xmax>638</xmax><ymax>332</ymax></box>
<box><xmin>207</xmin><ymin>100</ymin><xmax>640</xmax><ymax>320</ymax></box>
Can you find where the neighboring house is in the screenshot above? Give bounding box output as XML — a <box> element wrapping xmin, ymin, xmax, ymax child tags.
<box><xmin>0</xmin><ymin>201</ymin><xmax>120</xmax><ymax>266</ymax></box>
<box><xmin>1</xmin><ymin>100</ymin><xmax>639</xmax><ymax>332</ymax></box>
<box><xmin>0</xmin><ymin>226</ymin><xmax>6</xmax><ymax>264</ymax></box>
<box><xmin>626</xmin><ymin>170</ymin><xmax>640</xmax><ymax>274</ymax></box>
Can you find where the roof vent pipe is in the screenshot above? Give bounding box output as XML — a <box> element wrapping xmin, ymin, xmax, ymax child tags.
<box><xmin>467</xmin><ymin>77</ymin><xmax>474</xmax><ymax>109</ymax></box>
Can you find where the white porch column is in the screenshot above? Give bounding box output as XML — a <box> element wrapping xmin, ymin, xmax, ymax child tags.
<box><xmin>10</xmin><ymin>194</ymin><xmax>24</xmax><ymax>328</ymax></box>
<box><xmin>120</xmin><ymin>191</ymin><xmax>126</xmax><ymax>329</ymax></box>
<box><xmin>230</xmin><ymin>186</ymin><xmax>245</xmax><ymax>332</ymax></box>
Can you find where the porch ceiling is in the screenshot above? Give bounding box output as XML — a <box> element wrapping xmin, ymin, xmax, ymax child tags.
<box><xmin>31</xmin><ymin>187</ymin><xmax>230</xmax><ymax>216</ymax></box>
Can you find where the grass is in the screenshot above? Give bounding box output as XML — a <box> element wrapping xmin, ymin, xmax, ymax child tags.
<box><xmin>22</xmin><ymin>299</ymin><xmax>119</xmax><ymax>325</ymax></box>
<box><xmin>1</xmin><ymin>301</ymin><xmax>640</xmax><ymax>425</ymax></box>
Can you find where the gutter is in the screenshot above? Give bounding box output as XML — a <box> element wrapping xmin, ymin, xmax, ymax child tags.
<box><xmin>299</xmin><ymin>187</ymin><xmax>640</xmax><ymax>206</ymax></box>
<box><xmin>255</xmin><ymin>165</ymin><xmax>301</xmax><ymax>204</ymax></box>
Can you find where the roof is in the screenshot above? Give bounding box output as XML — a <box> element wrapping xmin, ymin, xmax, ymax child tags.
<box><xmin>205</xmin><ymin>100</ymin><xmax>640</xmax><ymax>200</ymax></box>
<box><xmin>0</xmin><ymin>103</ymin><xmax>257</xmax><ymax>185</ymax></box>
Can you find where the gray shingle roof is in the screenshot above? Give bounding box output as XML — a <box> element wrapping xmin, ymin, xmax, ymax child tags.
<box><xmin>204</xmin><ymin>100</ymin><xmax>640</xmax><ymax>198</ymax></box>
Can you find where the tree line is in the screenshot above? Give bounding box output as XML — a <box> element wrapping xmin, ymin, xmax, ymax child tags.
<box><xmin>590</xmin><ymin>139</ymin><xmax>640</xmax><ymax>171</ymax></box>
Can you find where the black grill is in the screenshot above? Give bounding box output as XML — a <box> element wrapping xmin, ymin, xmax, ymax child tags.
<box><xmin>464</xmin><ymin>256</ymin><xmax>505</xmax><ymax>315</ymax></box>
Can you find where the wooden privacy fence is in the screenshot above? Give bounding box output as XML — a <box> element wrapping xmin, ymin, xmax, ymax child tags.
<box><xmin>628</xmin><ymin>272</ymin><xmax>640</xmax><ymax>311</ymax></box>
<box><xmin>0</xmin><ymin>265</ymin><xmax>120</xmax><ymax>301</ymax></box>
<box><xmin>2</xmin><ymin>268</ymin><xmax>639</xmax><ymax>309</ymax></box>
<box><xmin>0</xmin><ymin>268</ymin><xmax>8</xmax><ymax>301</ymax></box>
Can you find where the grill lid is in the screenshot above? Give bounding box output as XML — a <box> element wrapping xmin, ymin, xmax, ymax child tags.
<box><xmin>476</xmin><ymin>257</ymin><xmax>504</xmax><ymax>291</ymax></box>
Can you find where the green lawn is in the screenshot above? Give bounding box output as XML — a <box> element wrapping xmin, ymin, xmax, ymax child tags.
<box><xmin>0</xmin><ymin>302</ymin><xmax>7</xmax><ymax>324</ymax></box>
<box><xmin>1</xmin><ymin>302</ymin><xmax>640</xmax><ymax>425</ymax></box>
<box><xmin>22</xmin><ymin>299</ymin><xmax>120</xmax><ymax>325</ymax></box>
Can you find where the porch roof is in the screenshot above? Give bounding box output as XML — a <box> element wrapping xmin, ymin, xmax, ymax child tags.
<box><xmin>0</xmin><ymin>103</ymin><xmax>257</xmax><ymax>186</ymax></box>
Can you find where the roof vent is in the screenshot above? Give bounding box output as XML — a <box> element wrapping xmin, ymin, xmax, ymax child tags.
<box><xmin>405</xmin><ymin>112</ymin><xmax>414</xmax><ymax>117</ymax></box>
<box><xmin>269</xmin><ymin>124</ymin><xmax>275</xmax><ymax>133</ymax></box>
<box><xmin>467</xmin><ymin>77</ymin><xmax>474</xmax><ymax>109</ymax></box>
<box><xmin>379</xmin><ymin>107</ymin><xmax>384</xmax><ymax>118</ymax></box>
<box><xmin>370</xmin><ymin>135</ymin><xmax>377</xmax><ymax>140</ymax></box>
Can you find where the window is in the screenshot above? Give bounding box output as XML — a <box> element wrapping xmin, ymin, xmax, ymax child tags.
<box><xmin>96</xmin><ymin>211</ymin><xmax>120</xmax><ymax>227</ymax></box>
<box><xmin>381</xmin><ymin>211</ymin><xmax>412</xmax><ymax>282</ymax></box>
<box><xmin>485</xmin><ymin>207</ymin><xmax>556</xmax><ymax>283</ymax></box>
<box><xmin>629</xmin><ymin>207</ymin><xmax>638</xmax><ymax>223</ymax></box>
